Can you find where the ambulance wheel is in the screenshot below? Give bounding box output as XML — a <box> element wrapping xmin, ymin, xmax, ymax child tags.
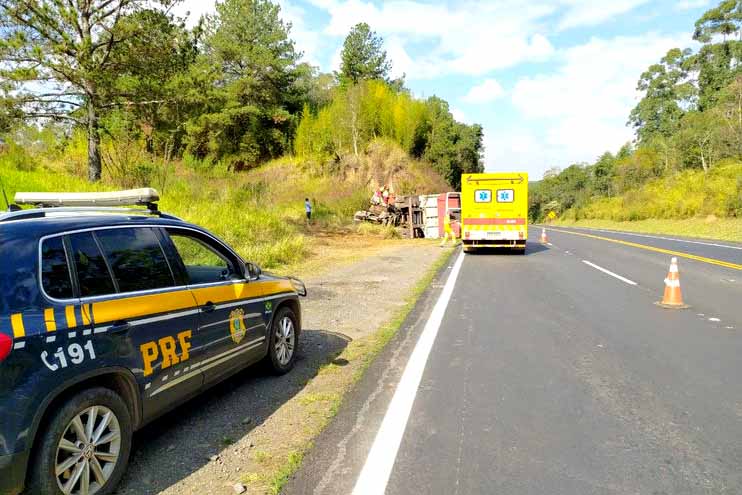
<box><xmin>29</xmin><ymin>387</ymin><xmax>132</xmax><ymax>495</ymax></box>
<box><xmin>265</xmin><ymin>306</ymin><xmax>299</xmax><ymax>375</ymax></box>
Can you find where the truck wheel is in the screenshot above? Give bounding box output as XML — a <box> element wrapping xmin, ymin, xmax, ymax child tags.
<box><xmin>28</xmin><ymin>387</ymin><xmax>132</xmax><ymax>495</ymax></box>
<box><xmin>265</xmin><ymin>306</ymin><xmax>299</xmax><ymax>375</ymax></box>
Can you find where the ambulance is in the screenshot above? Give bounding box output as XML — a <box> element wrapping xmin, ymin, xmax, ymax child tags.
<box><xmin>460</xmin><ymin>172</ymin><xmax>529</xmax><ymax>253</ymax></box>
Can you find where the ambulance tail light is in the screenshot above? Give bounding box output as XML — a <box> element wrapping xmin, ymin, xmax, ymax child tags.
<box><xmin>0</xmin><ymin>333</ymin><xmax>12</xmax><ymax>362</ymax></box>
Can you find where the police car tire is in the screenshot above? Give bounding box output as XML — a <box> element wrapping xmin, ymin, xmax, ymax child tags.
<box><xmin>28</xmin><ymin>387</ymin><xmax>132</xmax><ymax>495</ymax></box>
<box><xmin>265</xmin><ymin>306</ymin><xmax>299</xmax><ymax>375</ymax></box>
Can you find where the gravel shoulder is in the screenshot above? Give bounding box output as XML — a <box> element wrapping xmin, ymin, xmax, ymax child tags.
<box><xmin>115</xmin><ymin>236</ymin><xmax>451</xmax><ymax>495</ymax></box>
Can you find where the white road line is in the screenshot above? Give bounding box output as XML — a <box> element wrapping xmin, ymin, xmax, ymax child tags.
<box><xmin>352</xmin><ymin>252</ymin><xmax>465</xmax><ymax>495</ymax></box>
<box><xmin>569</xmin><ymin>226</ymin><xmax>742</xmax><ymax>251</ymax></box>
<box><xmin>582</xmin><ymin>260</ymin><xmax>637</xmax><ymax>286</ymax></box>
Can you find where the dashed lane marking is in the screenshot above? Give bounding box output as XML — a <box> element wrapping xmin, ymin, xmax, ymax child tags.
<box><xmin>548</xmin><ymin>228</ymin><xmax>742</xmax><ymax>271</ymax></box>
<box><xmin>582</xmin><ymin>260</ymin><xmax>638</xmax><ymax>286</ymax></box>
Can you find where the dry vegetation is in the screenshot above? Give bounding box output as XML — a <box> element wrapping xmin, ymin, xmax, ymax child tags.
<box><xmin>1</xmin><ymin>133</ymin><xmax>449</xmax><ymax>269</ymax></box>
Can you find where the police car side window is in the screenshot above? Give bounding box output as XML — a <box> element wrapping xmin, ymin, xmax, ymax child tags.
<box><xmin>96</xmin><ymin>228</ymin><xmax>176</xmax><ymax>293</ymax></box>
<box><xmin>166</xmin><ymin>230</ymin><xmax>235</xmax><ymax>285</ymax></box>
<box><xmin>41</xmin><ymin>237</ymin><xmax>74</xmax><ymax>299</ymax></box>
<box><xmin>68</xmin><ymin>232</ymin><xmax>116</xmax><ymax>297</ymax></box>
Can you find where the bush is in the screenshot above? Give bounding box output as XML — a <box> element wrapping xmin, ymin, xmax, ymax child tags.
<box><xmin>564</xmin><ymin>162</ymin><xmax>742</xmax><ymax>221</ymax></box>
<box><xmin>0</xmin><ymin>139</ymin><xmax>35</xmax><ymax>171</ymax></box>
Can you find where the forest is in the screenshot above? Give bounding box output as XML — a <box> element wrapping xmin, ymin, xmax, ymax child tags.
<box><xmin>0</xmin><ymin>0</ymin><xmax>483</xmax><ymax>190</ymax></box>
<box><xmin>530</xmin><ymin>0</ymin><xmax>742</xmax><ymax>225</ymax></box>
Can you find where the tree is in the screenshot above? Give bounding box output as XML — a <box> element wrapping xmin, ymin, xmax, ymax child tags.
<box><xmin>339</xmin><ymin>23</ymin><xmax>391</xmax><ymax>85</ymax></box>
<box><xmin>102</xmin><ymin>9</ymin><xmax>199</xmax><ymax>154</ymax></box>
<box><xmin>713</xmin><ymin>74</ymin><xmax>742</xmax><ymax>158</ymax></box>
<box><xmin>184</xmin><ymin>0</ymin><xmax>304</xmax><ymax>165</ymax></box>
<box><xmin>629</xmin><ymin>48</ymin><xmax>694</xmax><ymax>142</ymax></box>
<box><xmin>691</xmin><ymin>0</ymin><xmax>742</xmax><ymax>110</ymax></box>
<box><xmin>678</xmin><ymin>110</ymin><xmax>721</xmax><ymax>172</ymax></box>
<box><xmin>0</xmin><ymin>0</ymin><xmax>175</xmax><ymax>181</ymax></box>
<box><xmin>591</xmin><ymin>152</ymin><xmax>616</xmax><ymax>196</ymax></box>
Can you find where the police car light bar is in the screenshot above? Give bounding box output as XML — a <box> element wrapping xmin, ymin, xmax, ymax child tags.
<box><xmin>14</xmin><ymin>188</ymin><xmax>160</xmax><ymax>208</ymax></box>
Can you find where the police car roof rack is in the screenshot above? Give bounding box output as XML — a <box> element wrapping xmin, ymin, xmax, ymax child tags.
<box><xmin>0</xmin><ymin>188</ymin><xmax>182</xmax><ymax>222</ymax></box>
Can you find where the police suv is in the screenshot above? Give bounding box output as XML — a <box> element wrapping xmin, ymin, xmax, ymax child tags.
<box><xmin>0</xmin><ymin>189</ymin><xmax>306</xmax><ymax>495</ymax></box>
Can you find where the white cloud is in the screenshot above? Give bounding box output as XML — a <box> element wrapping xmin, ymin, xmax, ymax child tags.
<box><xmin>558</xmin><ymin>0</ymin><xmax>650</xmax><ymax>31</ymax></box>
<box><xmin>462</xmin><ymin>79</ymin><xmax>505</xmax><ymax>103</ymax></box>
<box><xmin>309</xmin><ymin>0</ymin><xmax>557</xmax><ymax>79</ymax></box>
<box><xmin>451</xmin><ymin>107</ymin><xmax>467</xmax><ymax>123</ymax></box>
<box><xmin>276</xmin><ymin>0</ymin><xmax>324</xmax><ymax>66</ymax></box>
<box><xmin>175</xmin><ymin>1</ymin><xmax>655</xmax><ymax>80</ymax></box>
<box><xmin>174</xmin><ymin>0</ymin><xmax>215</xmax><ymax>27</ymax></box>
<box><xmin>495</xmin><ymin>32</ymin><xmax>691</xmax><ymax>177</ymax></box>
<box><xmin>675</xmin><ymin>0</ymin><xmax>710</xmax><ymax>10</ymax></box>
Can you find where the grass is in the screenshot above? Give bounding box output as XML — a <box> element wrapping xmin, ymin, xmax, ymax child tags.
<box><xmin>560</xmin><ymin>162</ymin><xmax>742</xmax><ymax>223</ymax></box>
<box><xmin>552</xmin><ymin>217</ymin><xmax>742</xmax><ymax>242</ymax></box>
<box><xmin>269</xmin><ymin>451</ymin><xmax>304</xmax><ymax>495</ymax></box>
<box><xmin>1</xmin><ymin>136</ymin><xmax>450</xmax><ymax>271</ymax></box>
<box><xmin>0</xmin><ymin>159</ymin><xmax>365</xmax><ymax>270</ymax></box>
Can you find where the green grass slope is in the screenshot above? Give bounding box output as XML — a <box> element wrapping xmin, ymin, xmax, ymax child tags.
<box><xmin>554</xmin><ymin>163</ymin><xmax>742</xmax><ymax>242</ymax></box>
<box><xmin>1</xmin><ymin>139</ymin><xmax>449</xmax><ymax>268</ymax></box>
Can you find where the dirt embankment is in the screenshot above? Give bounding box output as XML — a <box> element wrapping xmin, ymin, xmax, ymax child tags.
<box><xmin>115</xmin><ymin>235</ymin><xmax>450</xmax><ymax>495</ymax></box>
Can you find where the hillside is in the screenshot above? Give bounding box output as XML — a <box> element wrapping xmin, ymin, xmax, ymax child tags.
<box><xmin>529</xmin><ymin>2</ymin><xmax>742</xmax><ymax>242</ymax></box>
<box><xmin>1</xmin><ymin>138</ymin><xmax>449</xmax><ymax>269</ymax></box>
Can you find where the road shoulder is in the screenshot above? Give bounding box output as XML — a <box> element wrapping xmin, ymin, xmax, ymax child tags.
<box><xmin>282</xmin><ymin>248</ymin><xmax>459</xmax><ymax>495</ymax></box>
<box><xmin>117</xmin><ymin>240</ymin><xmax>455</xmax><ymax>495</ymax></box>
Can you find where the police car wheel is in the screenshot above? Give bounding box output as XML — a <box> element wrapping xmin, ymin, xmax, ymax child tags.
<box><xmin>266</xmin><ymin>307</ymin><xmax>299</xmax><ymax>375</ymax></box>
<box><xmin>29</xmin><ymin>387</ymin><xmax>132</xmax><ymax>495</ymax></box>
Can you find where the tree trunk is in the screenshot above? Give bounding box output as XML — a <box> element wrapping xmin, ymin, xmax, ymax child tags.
<box><xmin>87</xmin><ymin>99</ymin><xmax>102</xmax><ymax>182</ymax></box>
<box><xmin>699</xmin><ymin>143</ymin><xmax>708</xmax><ymax>174</ymax></box>
<box><xmin>351</xmin><ymin>106</ymin><xmax>359</xmax><ymax>158</ymax></box>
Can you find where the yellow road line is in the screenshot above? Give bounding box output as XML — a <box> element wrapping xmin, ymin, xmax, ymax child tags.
<box><xmin>548</xmin><ymin>228</ymin><xmax>742</xmax><ymax>271</ymax></box>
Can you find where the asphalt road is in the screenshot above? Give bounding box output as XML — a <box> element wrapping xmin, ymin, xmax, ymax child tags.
<box><xmin>286</xmin><ymin>226</ymin><xmax>742</xmax><ymax>495</ymax></box>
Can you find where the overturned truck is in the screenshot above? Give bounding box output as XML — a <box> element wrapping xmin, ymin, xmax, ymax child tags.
<box><xmin>354</xmin><ymin>193</ymin><xmax>460</xmax><ymax>239</ymax></box>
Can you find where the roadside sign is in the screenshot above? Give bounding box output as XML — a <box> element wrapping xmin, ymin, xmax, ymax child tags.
<box><xmin>548</xmin><ymin>211</ymin><xmax>557</xmax><ymax>220</ymax></box>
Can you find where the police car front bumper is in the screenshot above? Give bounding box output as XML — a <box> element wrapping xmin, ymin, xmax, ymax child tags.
<box><xmin>0</xmin><ymin>449</ymin><xmax>29</xmax><ymax>495</ymax></box>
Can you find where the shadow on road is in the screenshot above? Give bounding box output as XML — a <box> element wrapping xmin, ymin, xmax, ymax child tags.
<box><xmin>115</xmin><ymin>328</ymin><xmax>350</xmax><ymax>494</ymax></box>
<box><xmin>465</xmin><ymin>242</ymin><xmax>550</xmax><ymax>256</ymax></box>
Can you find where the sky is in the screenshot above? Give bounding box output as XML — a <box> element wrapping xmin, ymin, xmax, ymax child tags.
<box><xmin>176</xmin><ymin>0</ymin><xmax>714</xmax><ymax>180</ymax></box>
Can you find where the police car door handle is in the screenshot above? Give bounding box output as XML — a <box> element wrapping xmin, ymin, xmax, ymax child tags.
<box><xmin>110</xmin><ymin>321</ymin><xmax>131</xmax><ymax>334</ymax></box>
<box><xmin>202</xmin><ymin>302</ymin><xmax>216</xmax><ymax>313</ymax></box>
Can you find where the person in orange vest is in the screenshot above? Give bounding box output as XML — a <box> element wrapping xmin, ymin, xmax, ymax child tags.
<box><xmin>440</xmin><ymin>212</ymin><xmax>458</xmax><ymax>247</ymax></box>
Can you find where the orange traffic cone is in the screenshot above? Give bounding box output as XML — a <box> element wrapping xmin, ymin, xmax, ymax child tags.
<box><xmin>656</xmin><ymin>257</ymin><xmax>689</xmax><ymax>309</ymax></box>
<box><xmin>540</xmin><ymin>228</ymin><xmax>548</xmax><ymax>243</ymax></box>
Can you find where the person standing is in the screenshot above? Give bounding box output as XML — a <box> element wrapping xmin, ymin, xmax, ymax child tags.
<box><xmin>440</xmin><ymin>212</ymin><xmax>456</xmax><ymax>247</ymax></box>
<box><xmin>305</xmin><ymin>198</ymin><xmax>312</xmax><ymax>224</ymax></box>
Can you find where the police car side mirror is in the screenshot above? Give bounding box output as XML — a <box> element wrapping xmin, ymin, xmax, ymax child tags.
<box><xmin>245</xmin><ymin>262</ymin><xmax>262</xmax><ymax>280</ymax></box>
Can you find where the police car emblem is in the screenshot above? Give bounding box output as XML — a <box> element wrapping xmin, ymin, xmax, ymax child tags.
<box><xmin>229</xmin><ymin>308</ymin><xmax>247</xmax><ymax>344</ymax></box>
